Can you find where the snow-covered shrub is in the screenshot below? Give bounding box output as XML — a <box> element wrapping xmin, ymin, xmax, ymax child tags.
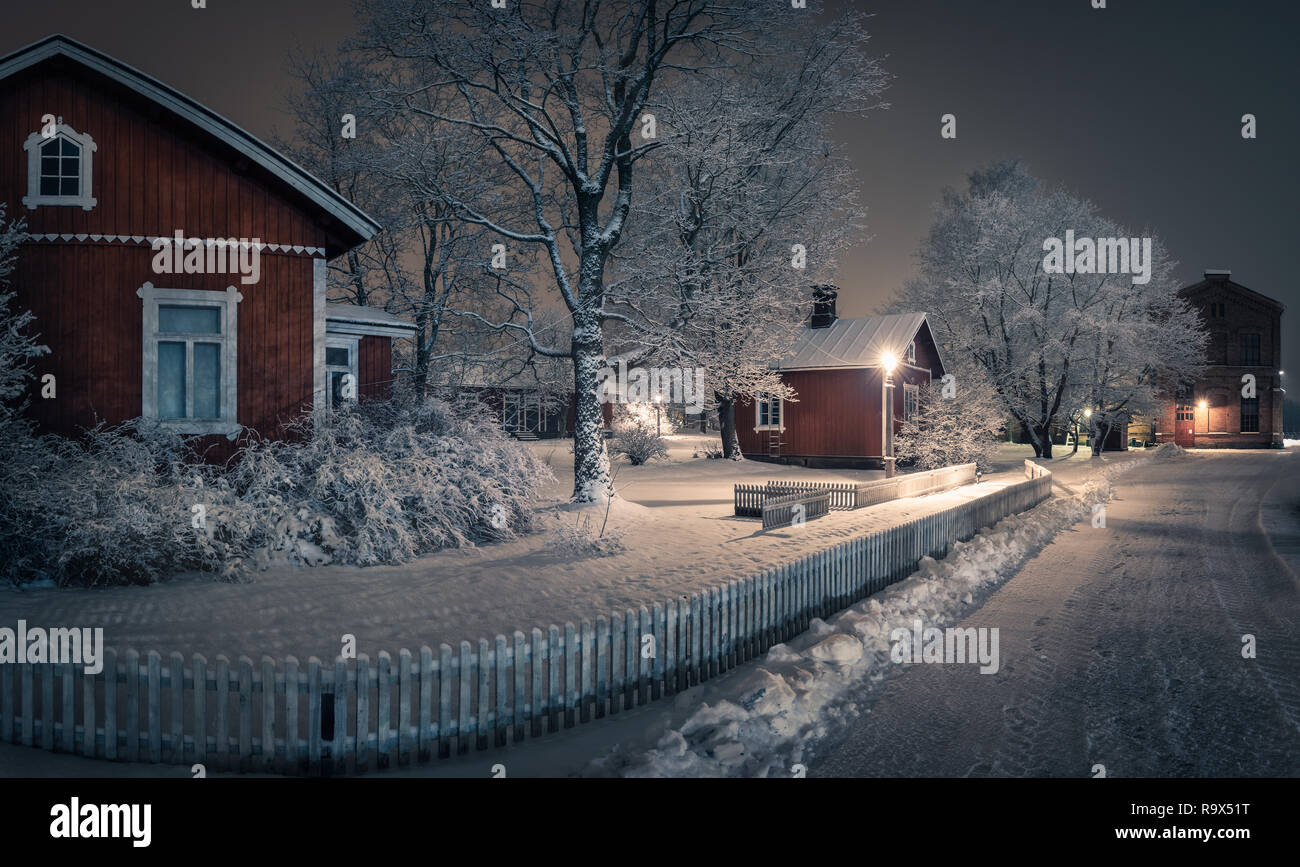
<box><xmin>0</xmin><ymin>394</ymin><xmax>554</xmax><ymax>584</ymax></box>
<box><xmin>611</xmin><ymin>421</ymin><xmax>669</xmax><ymax>466</ymax></box>
<box><xmin>223</xmin><ymin>398</ymin><xmax>554</xmax><ymax>569</ymax></box>
<box><xmin>545</xmin><ymin>512</ymin><xmax>627</xmax><ymax>558</ymax></box>
<box><xmin>694</xmin><ymin>441</ymin><xmax>724</xmax><ymax>459</ymax></box>
<box><xmin>894</xmin><ymin>373</ymin><xmax>1006</xmax><ymax>473</ymax></box>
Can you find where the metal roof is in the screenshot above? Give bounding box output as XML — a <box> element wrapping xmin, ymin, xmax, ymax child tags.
<box><xmin>326</xmin><ymin>303</ymin><xmax>417</xmax><ymax>336</ymax></box>
<box><xmin>775</xmin><ymin>313</ymin><xmax>933</xmax><ymax>370</ymax></box>
<box><xmin>0</xmin><ymin>35</ymin><xmax>381</xmax><ymax>257</ymax></box>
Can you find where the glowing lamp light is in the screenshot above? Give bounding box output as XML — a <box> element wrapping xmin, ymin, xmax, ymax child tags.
<box><xmin>1084</xmin><ymin>409</ymin><xmax>1092</xmax><ymax>418</ymax></box>
<box><xmin>1198</xmin><ymin>400</ymin><xmax>1207</xmax><ymax>410</ymax></box>
<box><xmin>881</xmin><ymin>351</ymin><xmax>898</xmax><ymax>374</ymax></box>
<box><xmin>653</xmin><ymin>393</ymin><xmax>663</xmax><ymax>404</ymax></box>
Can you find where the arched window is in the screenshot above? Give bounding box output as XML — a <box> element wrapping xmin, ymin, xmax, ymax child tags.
<box><xmin>22</xmin><ymin>118</ymin><xmax>97</xmax><ymax>210</ymax></box>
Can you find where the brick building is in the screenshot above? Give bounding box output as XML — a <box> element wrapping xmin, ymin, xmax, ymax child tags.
<box><xmin>1153</xmin><ymin>270</ymin><xmax>1284</xmax><ymax>448</ymax></box>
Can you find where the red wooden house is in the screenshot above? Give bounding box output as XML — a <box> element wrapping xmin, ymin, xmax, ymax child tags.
<box><xmin>0</xmin><ymin>35</ymin><xmax>413</xmax><ymax>457</ymax></box>
<box><xmin>737</xmin><ymin>294</ymin><xmax>946</xmax><ymax>468</ymax></box>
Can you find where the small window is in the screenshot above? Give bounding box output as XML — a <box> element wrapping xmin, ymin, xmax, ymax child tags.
<box><xmin>325</xmin><ymin>338</ymin><xmax>358</xmax><ymax>409</ymax></box>
<box><xmin>906</xmin><ymin>340</ymin><xmax>916</xmax><ymax>363</ymax></box>
<box><xmin>903</xmin><ymin>383</ymin><xmax>919</xmax><ymax>422</ymax></box>
<box><xmin>1241</xmin><ymin>396</ymin><xmax>1259</xmax><ymax>433</ymax></box>
<box><xmin>1240</xmin><ymin>333</ymin><xmax>1260</xmax><ymax>367</ymax></box>
<box><xmin>757</xmin><ymin>398</ymin><xmax>782</xmax><ymax>430</ymax></box>
<box><xmin>23</xmin><ymin>119</ymin><xmax>97</xmax><ymax>210</ymax></box>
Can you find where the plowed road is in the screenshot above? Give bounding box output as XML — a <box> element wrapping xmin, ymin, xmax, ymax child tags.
<box><xmin>810</xmin><ymin>450</ymin><xmax>1300</xmax><ymax>777</ymax></box>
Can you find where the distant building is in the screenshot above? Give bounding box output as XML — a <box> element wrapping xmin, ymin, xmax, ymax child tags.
<box><xmin>737</xmin><ymin>288</ymin><xmax>946</xmax><ymax>467</ymax></box>
<box><xmin>1155</xmin><ymin>270</ymin><xmax>1284</xmax><ymax>448</ymax></box>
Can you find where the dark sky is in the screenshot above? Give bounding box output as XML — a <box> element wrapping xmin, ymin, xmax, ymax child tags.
<box><xmin>6</xmin><ymin>0</ymin><xmax>1298</xmax><ymax>374</ymax></box>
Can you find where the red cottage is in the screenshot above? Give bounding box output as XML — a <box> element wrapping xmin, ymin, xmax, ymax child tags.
<box><xmin>0</xmin><ymin>35</ymin><xmax>413</xmax><ymax>457</ymax></box>
<box><xmin>737</xmin><ymin>295</ymin><xmax>946</xmax><ymax>468</ymax></box>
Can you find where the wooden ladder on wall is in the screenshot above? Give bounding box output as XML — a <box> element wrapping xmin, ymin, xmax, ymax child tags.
<box><xmin>767</xmin><ymin>428</ymin><xmax>783</xmax><ymax>460</ymax></box>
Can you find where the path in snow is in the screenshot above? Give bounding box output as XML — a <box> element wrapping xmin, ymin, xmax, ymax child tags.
<box><xmin>808</xmin><ymin>449</ymin><xmax>1300</xmax><ymax>777</ymax></box>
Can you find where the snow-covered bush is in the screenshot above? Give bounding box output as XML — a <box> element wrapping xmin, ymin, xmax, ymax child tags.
<box><xmin>0</xmin><ymin>394</ymin><xmax>554</xmax><ymax>584</ymax></box>
<box><xmin>546</xmin><ymin>512</ymin><xmax>627</xmax><ymax>558</ymax></box>
<box><xmin>894</xmin><ymin>374</ymin><xmax>1006</xmax><ymax>473</ymax></box>
<box><xmin>694</xmin><ymin>441</ymin><xmax>725</xmax><ymax>459</ymax></box>
<box><xmin>610</xmin><ymin>421</ymin><xmax>669</xmax><ymax>466</ymax></box>
<box><xmin>224</xmin><ymin>399</ymin><xmax>554</xmax><ymax>568</ymax></box>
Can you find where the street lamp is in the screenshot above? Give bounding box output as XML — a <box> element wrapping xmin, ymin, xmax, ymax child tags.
<box><xmin>653</xmin><ymin>392</ymin><xmax>663</xmax><ymax>437</ymax></box>
<box><xmin>882</xmin><ymin>352</ymin><xmax>898</xmax><ymax>478</ymax></box>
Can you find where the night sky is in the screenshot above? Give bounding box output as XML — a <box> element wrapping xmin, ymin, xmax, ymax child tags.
<box><xmin>5</xmin><ymin>0</ymin><xmax>1298</xmax><ymax>382</ymax></box>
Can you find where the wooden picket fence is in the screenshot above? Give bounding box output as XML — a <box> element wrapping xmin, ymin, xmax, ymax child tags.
<box><xmin>0</xmin><ymin>463</ymin><xmax>1051</xmax><ymax>775</ymax></box>
<box><xmin>761</xmin><ymin>490</ymin><xmax>832</xmax><ymax>530</ymax></box>
<box><xmin>735</xmin><ymin>463</ymin><xmax>977</xmax><ymax>517</ymax></box>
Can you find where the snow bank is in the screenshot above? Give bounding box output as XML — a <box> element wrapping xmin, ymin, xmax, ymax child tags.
<box><xmin>588</xmin><ymin>452</ymin><xmax>1168</xmax><ymax>777</ymax></box>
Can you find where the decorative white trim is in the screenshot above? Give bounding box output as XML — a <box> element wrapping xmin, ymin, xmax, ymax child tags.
<box><xmin>137</xmin><ymin>281</ymin><xmax>242</xmax><ymax>437</ymax></box>
<box><xmin>21</xmin><ymin>232</ymin><xmax>326</xmax><ymax>257</ymax></box>
<box><xmin>312</xmin><ymin>259</ymin><xmax>326</xmax><ymax>420</ymax></box>
<box><xmin>22</xmin><ymin>121</ymin><xmax>97</xmax><ymax>210</ymax></box>
<box><xmin>754</xmin><ymin>398</ymin><xmax>784</xmax><ymax>432</ymax></box>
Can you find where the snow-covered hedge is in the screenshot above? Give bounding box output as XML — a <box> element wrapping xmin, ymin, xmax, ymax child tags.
<box><xmin>0</xmin><ymin>399</ymin><xmax>553</xmax><ymax>586</ymax></box>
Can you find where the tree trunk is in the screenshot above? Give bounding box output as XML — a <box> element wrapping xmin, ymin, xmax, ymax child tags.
<box><xmin>1071</xmin><ymin>422</ymin><xmax>1079</xmax><ymax>455</ymax></box>
<box><xmin>1035</xmin><ymin>423</ymin><xmax>1054</xmax><ymax>459</ymax></box>
<box><xmin>570</xmin><ymin>314</ymin><xmax>612</xmax><ymax>502</ymax></box>
<box><xmin>717</xmin><ymin>395</ymin><xmax>743</xmax><ymax>460</ymax></box>
<box><xmin>1092</xmin><ymin>422</ymin><xmax>1110</xmax><ymax>457</ymax></box>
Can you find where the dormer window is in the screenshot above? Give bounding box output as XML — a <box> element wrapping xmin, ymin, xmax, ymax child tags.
<box><xmin>22</xmin><ymin>119</ymin><xmax>97</xmax><ymax>210</ymax></box>
<box><xmin>906</xmin><ymin>340</ymin><xmax>916</xmax><ymax>363</ymax></box>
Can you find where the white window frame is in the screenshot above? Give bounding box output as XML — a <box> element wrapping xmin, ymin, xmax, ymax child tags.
<box><xmin>137</xmin><ymin>281</ymin><xmax>241</xmax><ymax>436</ymax></box>
<box><xmin>906</xmin><ymin>340</ymin><xmax>916</xmax><ymax>364</ymax></box>
<box><xmin>325</xmin><ymin>336</ymin><xmax>360</xmax><ymax>410</ymax></box>
<box><xmin>903</xmin><ymin>382</ymin><xmax>920</xmax><ymax>422</ymax></box>
<box><xmin>22</xmin><ymin>120</ymin><xmax>98</xmax><ymax>210</ymax></box>
<box><xmin>755</xmin><ymin>397</ymin><xmax>784</xmax><ymax>431</ymax></box>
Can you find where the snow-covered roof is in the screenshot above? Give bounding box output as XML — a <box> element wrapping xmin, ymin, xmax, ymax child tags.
<box><xmin>0</xmin><ymin>34</ymin><xmax>381</xmax><ymax>257</ymax></box>
<box><xmin>775</xmin><ymin>313</ymin><xmax>933</xmax><ymax>370</ymax></box>
<box><xmin>325</xmin><ymin>303</ymin><xmax>416</xmax><ymax>337</ymax></box>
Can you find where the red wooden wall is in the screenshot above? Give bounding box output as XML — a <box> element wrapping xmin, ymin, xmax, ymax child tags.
<box><xmin>1</xmin><ymin>59</ymin><xmax>329</xmax><ymax>451</ymax></box>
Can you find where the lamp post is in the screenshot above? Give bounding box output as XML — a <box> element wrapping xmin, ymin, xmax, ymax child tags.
<box><xmin>653</xmin><ymin>392</ymin><xmax>663</xmax><ymax>437</ymax></box>
<box><xmin>882</xmin><ymin>351</ymin><xmax>898</xmax><ymax>478</ymax></box>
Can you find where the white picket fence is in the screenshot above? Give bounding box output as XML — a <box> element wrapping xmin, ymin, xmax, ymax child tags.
<box><xmin>0</xmin><ymin>462</ymin><xmax>1051</xmax><ymax>774</ymax></box>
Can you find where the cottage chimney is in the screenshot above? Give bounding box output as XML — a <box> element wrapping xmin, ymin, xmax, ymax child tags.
<box><xmin>809</xmin><ymin>285</ymin><xmax>838</xmax><ymax>329</ymax></box>
<box><xmin>1204</xmin><ymin>269</ymin><xmax>1231</xmax><ymax>281</ymax></box>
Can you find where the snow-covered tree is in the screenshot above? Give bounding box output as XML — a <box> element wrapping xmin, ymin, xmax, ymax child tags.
<box><xmin>353</xmin><ymin>0</ymin><xmax>864</xmax><ymax>500</ymax></box>
<box><xmin>614</xmin><ymin>11</ymin><xmax>886</xmax><ymax>458</ymax></box>
<box><xmin>892</xmin><ymin>161</ymin><xmax>1206</xmax><ymax>458</ymax></box>
<box><xmin>894</xmin><ymin>368</ymin><xmax>1006</xmax><ymax>472</ymax></box>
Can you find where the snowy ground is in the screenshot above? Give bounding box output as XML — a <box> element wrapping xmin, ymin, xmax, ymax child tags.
<box><xmin>0</xmin><ymin>435</ymin><xmax>1032</xmax><ymax>664</ymax></box>
<box><xmin>348</xmin><ymin>444</ymin><xmax>1299</xmax><ymax>779</ymax></box>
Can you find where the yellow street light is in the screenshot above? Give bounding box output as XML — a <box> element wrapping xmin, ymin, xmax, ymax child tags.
<box><xmin>881</xmin><ymin>351</ymin><xmax>898</xmax><ymax>375</ymax></box>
